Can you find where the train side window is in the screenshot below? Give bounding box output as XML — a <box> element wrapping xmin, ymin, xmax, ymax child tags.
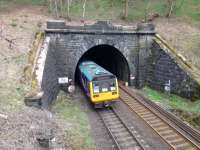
<box><xmin>81</xmin><ymin>74</ymin><xmax>85</xmax><ymax>86</ymax></box>
<box><xmin>83</xmin><ymin>75</ymin><xmax>86</xmax><ymax>86</ymax></box>
<box><xmin>87</xmin><ymin>82</ymin><xmax>90</xmax><ymax>91</ymax></box>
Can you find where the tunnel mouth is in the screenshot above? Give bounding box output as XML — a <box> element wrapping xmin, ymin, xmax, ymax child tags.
<box><xmin>75</xmin><ymin>44</ymin><xmax>130</xmax><ymax>85</ymax></box>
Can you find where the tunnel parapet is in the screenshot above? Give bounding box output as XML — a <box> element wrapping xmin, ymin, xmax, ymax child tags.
<box><xmin>46</xmin><ymin>20</ymin><xmax>155</xmax><ymax>34</ymax></box>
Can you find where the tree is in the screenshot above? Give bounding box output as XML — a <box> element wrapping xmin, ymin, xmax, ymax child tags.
<box><xmin>82</xmin><ymin>0</ymin><xmax>87</xmax><ymax>21</ymax></box>
<box><xmin>166</xmin><ymin>0</ymin><xmax>185</xmax><ymax>17</ymax></box>
<box><xmin>124</xmin><ymin>0</ymin><xmax>129</xmax><ymax>19</ymax></box>
<box><xmin>166</xmin><ymin>0</ymin><xmax>175</xmax><ymax>17</ymax></box>
<box><xmin>122</xmin><ymin>0</ymin><xmax>129</xmax><ymax>20</ymax></box>
<box><xmin>120</xmin><ymin>0</ymin><xmax>129</xmax><ymax>20</ymax></box>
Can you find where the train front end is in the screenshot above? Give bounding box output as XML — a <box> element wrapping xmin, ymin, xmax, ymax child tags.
<box><xmin>90</xmin><ymin>77</ymin><xmax>119</xmax><ymax>108</ymax></box>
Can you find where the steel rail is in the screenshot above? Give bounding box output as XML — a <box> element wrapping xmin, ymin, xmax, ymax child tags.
<box><xmin>98</xmin><ymin>108</ymin><xmax>145</xmax><ymax>150</ymax></box>
<box><xmin>119</xmin><ymin>84</ymin><xmax>200</xmax><ymax>149</ymax></box>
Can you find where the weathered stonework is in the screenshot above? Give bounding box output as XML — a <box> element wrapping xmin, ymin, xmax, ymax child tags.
<box><xmin>146</xmin><ymin>36</ymin><xmax>200</xmax><ymax>99</ymax></box>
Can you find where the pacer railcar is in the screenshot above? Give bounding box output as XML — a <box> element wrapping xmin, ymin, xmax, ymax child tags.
<box><xmin>78</xmin><ymin>61</ymin><xmax>119</xmax><ymax>108</ymax></box>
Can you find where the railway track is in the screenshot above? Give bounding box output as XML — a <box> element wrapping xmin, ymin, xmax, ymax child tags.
<box><xmin>98</xmin><ymin>108</ymin><xmax>145</xmax><ymax>150</ymax></box>
<box><xmin>119</xmin><ymin>84</ymin><xmax>200</xmax><ymax>150</ymax></box>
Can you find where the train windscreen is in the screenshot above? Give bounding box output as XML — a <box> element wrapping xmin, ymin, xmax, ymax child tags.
<box><xmin>93</xmin><ymin>79</ymin><xmax>116</xmax><ymax>93</ymax></box>
<box><xmin>93</xmin><ymin>75</ymin><xmax>115</xmax><ymax>81</ymax></box>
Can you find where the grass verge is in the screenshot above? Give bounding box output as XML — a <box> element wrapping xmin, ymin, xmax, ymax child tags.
<box><xmin>52</xmin><ymin>91</ymin><xmax>95</xmax><ymax>150</ymax></box>
<box><xmin>142</xmin><ymin>86</ymin><xmax>200</xmax><ymax>130</ymax></box>
<box><xmin>0</xmin><ymin>54</ymin><xmax>30</xmax><ymax>112</ymax></box>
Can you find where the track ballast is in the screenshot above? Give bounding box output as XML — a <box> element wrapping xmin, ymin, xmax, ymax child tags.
<box><xmin>119</xmin><ymin>83</ymin><xmax>200</xmax><ymax>150</ymax></box>
<box><xmin>98</xmin><ymin>108</ymin><xmax>145</xmax><ymax>150</ymax></box>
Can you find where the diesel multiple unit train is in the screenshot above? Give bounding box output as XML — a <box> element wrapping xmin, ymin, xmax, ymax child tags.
<box><xmin>78</xmin><ymin>61</ymin><xmax>119</xmax><ymax>108</ymax></box>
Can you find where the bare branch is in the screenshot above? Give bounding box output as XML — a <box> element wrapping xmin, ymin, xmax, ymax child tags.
<box><xmin>82</xmin><ymin>0</ymin><xmax>87</xmax><ymax>19</ymax></box>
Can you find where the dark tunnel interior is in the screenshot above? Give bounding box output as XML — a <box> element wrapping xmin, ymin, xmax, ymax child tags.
<box><xmin>75</xmin><ymin>45</ymin><xmax>130</xmax><ymax>84</ymax></box>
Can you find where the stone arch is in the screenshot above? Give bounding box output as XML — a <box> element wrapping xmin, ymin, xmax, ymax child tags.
<box><xmin>74</xmin><ymin>44</ymin><xmax>131</xmax><ymax>84</ymax></box>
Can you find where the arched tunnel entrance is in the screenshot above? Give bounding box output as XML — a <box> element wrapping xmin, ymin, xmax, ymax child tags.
<box><xmin>75</xmin><ymin>45</ymin><xmax>130</xmax><ymax>85</ymax></box>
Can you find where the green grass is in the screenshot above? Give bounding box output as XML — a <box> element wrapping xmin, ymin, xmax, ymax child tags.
<box><xmin>69</xmin><ymin>0</ymin><xmax>122</xmax><ymax>20</ymax></box>
<box><xmin>173</xmin><ymin>0</ymin><xmax>200</xmax><ymax>21</ymax></box>
<box><xmin>0</xmin><ymin>0</ymin><xmax>46</xmax><ymax>11</ymax></box>
<box><xmin>8</xmin><ymin>0</ymin><xmax>46</xmax><ymax>5</ymax></box>
<box><xmin>143</xmin><ymin>86</ymin><xmax>200</xmax><ymax>130</ymax></box>
<box><xmin>143</xmin><ymin>86</ymin><xmax>200</xmax><ymax>112</ymax></box>
<box><xmin>0</xmin><ymin>54</ymin><xmax>30</xmax><ymax>112</ymax></box>
<box><xmin>68</xmin><ymin>0</ymin><xmax>200</xmax><ymax>21</ymax></box>
<box><xmin>52</xmin><ymin>91</ymin><xmax>95</xmax><ymax>150</ymax></box>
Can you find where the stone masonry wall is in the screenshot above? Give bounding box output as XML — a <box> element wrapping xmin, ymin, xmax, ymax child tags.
<box><xmin>41</xmin><ymin>40</ymin><xmax>60</xmax><ymax>108</ymax></box>
<box><xmin>146</xmin><ymin>41</ymin><xmax>200</xmax><ymax>99</ymax></box>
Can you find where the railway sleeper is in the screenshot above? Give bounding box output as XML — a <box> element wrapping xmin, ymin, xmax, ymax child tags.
<box><xmin>133</xmin><ymin>105</ymin><xmax>145</xmax><ymax>109</ymax></box>
<box><xmin>159</xmin><ymin>130</ymin><xmax>175</xmax><ymax>136</ymax></box>
<box><xmin>120</xmin><ymin>141</ymin><xmax>139</xmax><ymax>149</ymax></box>
<box><xmin>165</xmin><ymin>135</ymin><xmax>182</xmax><ymax>141</ymax></box>
<box><xmin>150</xmin><ymin>122</ymin><xmax>166</xmax><ymax>128</ymax></box>
<box><xmin>117</xmin><ymin>136</ymin><xmax>134</xmax><ymax>142</ymax></box>
<box><xmin>122</xmin><ymin>101</ymin><xmax>132</xmax><ymax>105</ymax></box>
<box><xmin>104</xmin><ymin>117</ymin><xmax>119</xmax><ymax>122</ymax></box>
<box><xmin>174</xmin><ymin>143</ymin><xmax>195</xmax><ymax>150</ymax></box>
<box><xmin>138</xmin><ymin>112</ymin><xmax>152</xmax><ymax>117</ymax></box>
<box><xmin>164</xmin><ymin>133</ymin><xmax>179</xmax><ymax>139</ymax></box>
<box><xmin>129</xmin><ymin>103</ymin><xmax>144</xmax><ymax>109</ymax></box>
<box><xmin>151</xmin><ymin>123</ymin><xmax>167</xmax><ymax>129</ymax></box>
<box><xmin>134</xmin><ymin>107</ymin><xmax>147</xmax><ymax>112</ymax></box>
<box><xmin>169</xmin><ymin>138</ymin><xmax>187</xmax><ymax>145</ymax></box>
<box><xmin>142</xmin><ymin>116</ymin><xmax>159</xmax><ymax>121</ymax></box>
<box><xmin>114</xmin><ymin>131</ymin><xmax>130</xmax><ymax>137</ymax></box>
<box><xmin>156</xmin><ymin>126</ymin><xmax>171</xmax><ymax>132</ymax></box>
<box><xmin>147</xmin><ymin>119</ymin><xmax>161</xmax><ymax>124</ymax></box>
<box><xmin>125</xmin><ymin>101</ymin><xmax>139</xmax><ymax>105</ymax></box>
<box><xmin>110</xmin><ymin>127</ymin><xmax>127</xmax><ymax>133</ymax></box>
<box><xmin>117</xmin><ymin>138</ymin><xmax>137</xmax><ymax>146</ymax></box>
<box><xmin>107</xmin><ymin>123</ymin><xmax>123</xmax><ymax>127</ymax></box>
<box><xmin>143</xmin><ymin>116</ymin><xmax>157</xmax><ymax>121</ymax></box>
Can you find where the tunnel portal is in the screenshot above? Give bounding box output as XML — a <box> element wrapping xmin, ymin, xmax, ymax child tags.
<box><xmin>75</xmin><ymin>45</ymin><xmax>130</xmax><ymax>84</ymax></box>
<box><xmin>40</xmin><ymin>21</ymin><xmax>157</xmax><ymax>107</ymax></box>
<box><xmin>29</xmin><ymin>21</ymin><xmax>200</xmax><ymax>108</ymax></box>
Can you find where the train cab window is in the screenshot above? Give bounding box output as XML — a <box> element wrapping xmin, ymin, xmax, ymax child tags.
<box><xmin>82</xmin><ymin>74</ymin><xmax>87</xmax><ymax>87</ymax></box>
<box><xmin>87</xmin><ymin>82</ymin><xmax>90</xmax><ymax>91</ymax></box>
<box><xmin>101</xmin><ymin>82</ymin><xmax>109</xmax><ymax>92</ymax></box>
<box><xmin>110</xmin><ymin>80</ymin><xmax>116</xmax><ymax>91</ymax></box>
<box><xmin>93</xmin><ymin>82</ymin><xmax>100</xmax><ymax>93</ymax></box>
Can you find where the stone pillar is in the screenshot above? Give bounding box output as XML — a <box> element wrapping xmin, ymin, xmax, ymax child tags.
<box><xmin>136</xmin><ymin>23</ymin><xmax>155</xmax><ymax>88</ymax></box>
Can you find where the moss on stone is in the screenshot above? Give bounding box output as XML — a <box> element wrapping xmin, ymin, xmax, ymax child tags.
<box><xmin>23</xmin><ymin>32</ymin><xmax>45</xmax><ymax>102</ymax></box>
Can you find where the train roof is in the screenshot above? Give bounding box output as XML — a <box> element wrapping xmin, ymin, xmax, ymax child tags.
<box><xmin>79</xmin><ymin>61</ymin><xmax>114</xmax><ymax>81</ymax></box>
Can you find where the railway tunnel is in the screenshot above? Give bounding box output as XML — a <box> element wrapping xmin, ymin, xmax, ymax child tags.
<box><xmin>38</xmin><ymin>21</ymin><xmax>155</xmax><ymax>108</ymax></box>
<box><xmin>29</xmin><ymin>21</ymin><xmax>200</xmax><ymax>109</ymax></box>
<box><xmin>75</xmin><ymin>44</ymin><xmax>130</xmax><ymax>84</ymax></box>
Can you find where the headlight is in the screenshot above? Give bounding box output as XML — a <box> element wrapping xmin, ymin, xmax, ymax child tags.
<box><xmin>110</xmin><ymin>87</ymin><xmax>116</xmax><ymax>91</ymax></box>
<box><xmin>94</xmin><ymin>86</ymin><xmax>99</xmax><ymax>93</ymax></box>
<box><xmin>102</xmin><ymin>88</ymin><xmax>108</xmax><ymax>92</ymax></box>
<box><xmin>93</xmin><ymin>95</ymin><xmax>99</xmax><ymax>98</ymax></box>
<box><xmin>112</xmin><ymin>92</ymin><xmax>117</xmax><ymax>95</ymax></box>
